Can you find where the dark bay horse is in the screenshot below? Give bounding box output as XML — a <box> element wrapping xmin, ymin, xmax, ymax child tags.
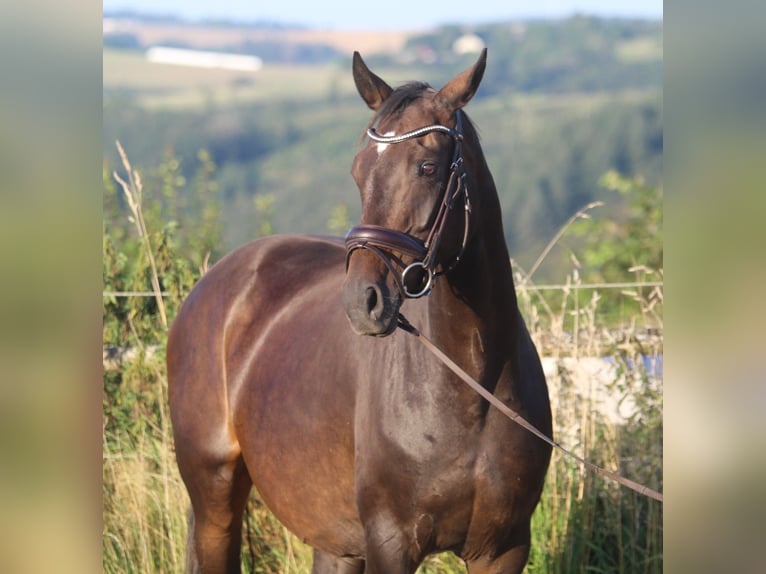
<box><xmin>168</xmin><ymin>49</ymin><xmax>552</xmax><ymax>574</ymax></box>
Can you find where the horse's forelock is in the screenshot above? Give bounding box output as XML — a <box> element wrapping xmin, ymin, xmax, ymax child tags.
<box><xmin>362</xmin><ymin>82</ymin><xmax>431</xmax><ymax>133</ymax></box>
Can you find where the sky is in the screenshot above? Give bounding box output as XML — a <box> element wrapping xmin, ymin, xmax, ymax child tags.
<box><xmin>103</xmin><ymin>0</ymin><xmax>662</xmax><ymax>30</ymax></box>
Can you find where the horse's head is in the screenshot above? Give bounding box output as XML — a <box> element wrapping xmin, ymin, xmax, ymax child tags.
<box><xmin>342</xmin><ymin>49</ymin><xmax>487</xmax><ymax>336</ymax></box>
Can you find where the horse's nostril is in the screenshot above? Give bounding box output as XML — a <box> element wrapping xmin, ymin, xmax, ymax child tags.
<box><xmin>365</xmin><ymin>286</ymin><xmax>381</xmax><ymax>320</ymax></box>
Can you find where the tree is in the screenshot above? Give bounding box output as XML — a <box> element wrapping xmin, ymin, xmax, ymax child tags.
<box><xmin>570</xmin><ymin>170</ymin><xmax>662</xmax><ymax>281</ymax></box>
<box><xmin>567</xmin><ymin>170</ymin><xmax>662</xmax><ymax>324</ymax></box>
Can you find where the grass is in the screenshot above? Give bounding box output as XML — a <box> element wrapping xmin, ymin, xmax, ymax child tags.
<box><xmin>517</xmin><ymin>264</ymin><xmax>663</xmax><ymax>574</ymax></box>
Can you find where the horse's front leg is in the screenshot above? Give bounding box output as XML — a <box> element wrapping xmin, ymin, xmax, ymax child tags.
<box><xmin>361</xmin><ymin>511</ymin><xmax>423</xmax><ymax>574</ymax></box>
<box><xmin>311</xmin><ymin>549</ymin><xmax>364</xmax><ymax>574</ymax></box>
<box><xmin>464</xmin><ymin>524</ymin><xmax>531</xmax><ymax>574</ymax></box>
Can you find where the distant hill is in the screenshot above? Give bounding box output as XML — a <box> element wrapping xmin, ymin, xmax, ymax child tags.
<box><xmin>103</xmin><ymin>12</ymin><xmax>414</xmax><ymax>62</ymax></box>
<box><xmin>380</xmin><ymin>16</ymin><xmax>662</xmax><ymax>94</ymax></box>
<box><xmin>103</xmin><ymin>15</ymin><xmax>662</xmax><ymax>280</ymax></box>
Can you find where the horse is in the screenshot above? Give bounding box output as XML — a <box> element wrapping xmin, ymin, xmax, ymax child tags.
<box><xmin>167</xmin><ymin>48</ymin><xmax>552</xmax><ymax>574</ymax></box>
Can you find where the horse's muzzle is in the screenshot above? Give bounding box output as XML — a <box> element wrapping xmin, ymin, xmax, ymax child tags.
<box><xmin>341</xmin><ymin>262</ymin><xmax>401</xmax><ymax>336</ymax></box>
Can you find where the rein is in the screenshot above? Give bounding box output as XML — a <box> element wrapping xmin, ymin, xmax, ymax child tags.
<box><xmin>396</xmin><ymin>314</ymin><xmax>664</xmax><ymax>503</ymax></box>
<box><xmin>345</xmin><ymin>112</ymin><xmax>471</xmax><ymax>299</ymax></box>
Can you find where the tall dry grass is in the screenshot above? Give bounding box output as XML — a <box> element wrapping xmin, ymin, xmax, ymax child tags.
<box><xmin>517</xmin><ymin>259</ymin><xmax>663</xmax><ymax>574</ymax></box>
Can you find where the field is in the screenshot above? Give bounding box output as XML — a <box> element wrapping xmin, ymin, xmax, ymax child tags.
<box><xmin>104</xmin><ymin>49</ymin><xmax>361</xmax><ymax>108</ymax></box>
<box><xmin>104</xmin><ymin>18</ymin><xmax>414</xmax><ymax>56</ymax></box>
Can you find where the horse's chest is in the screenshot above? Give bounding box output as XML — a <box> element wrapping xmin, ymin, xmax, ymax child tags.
<box><xmin>355</xmin><ymin>428</ymin><xmax>535</xmax><ymax>559</ymax></box>
<box><xmin>358</xmin><ymin>408</ymin><xmax>486</xmax><ymax>507</ymax></box>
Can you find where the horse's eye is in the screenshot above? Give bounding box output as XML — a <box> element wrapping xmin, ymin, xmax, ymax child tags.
<box><xmin>419</xmin><ymin>161</ymin><xmax>438</xmax><ymax>177</ymax></box>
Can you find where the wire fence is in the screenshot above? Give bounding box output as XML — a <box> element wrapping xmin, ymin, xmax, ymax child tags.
<box><xmin>516</xmin><ymin>280</ymin><xmax>662</xmax><ymax>291</ymax></box>
<box><xmin>103</xmin><ymin>281</ymin><xmax>663</xmax><ymax>298</ymax></box>
<box><xmin>104</xmin><ymin>291</ymin><xmax>172</xmax><ymax>297</ymax></box>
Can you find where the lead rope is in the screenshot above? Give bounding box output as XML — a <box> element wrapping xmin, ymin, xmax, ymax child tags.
<box><xmin>396</xmin><ymin>314</ymin><xmax>664</xmax><ymax>503</ymax></box>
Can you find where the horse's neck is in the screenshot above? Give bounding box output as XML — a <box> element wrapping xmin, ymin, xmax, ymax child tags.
<box><xmin>448</xmin><ymin>138</ymin><xmax>518</xmax><ymax>342</ymax></box>
<box><xmin>427</xmin><ymin>224</ymin><xmax>520</xmax><ymax>383</ymax></box>
<box><xmin>423</xmin><ymin>148</ymin><xmax>521</xmax><ymax>392</ymax></box>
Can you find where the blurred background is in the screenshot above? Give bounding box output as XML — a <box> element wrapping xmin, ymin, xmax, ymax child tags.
<box><xmin>102</xmin><ymin>0</ymin><xmax>663</xmax><ymax>282</ymax></box>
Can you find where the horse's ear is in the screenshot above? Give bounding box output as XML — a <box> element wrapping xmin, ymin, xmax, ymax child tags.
<box><xmin>436</xmin><ymin>48</ymin><xmax>487</xmax><ymax>112</ymax></box>
<box><xmin>352</xmin><ymin>51</ymin><xmax>393</xmax><ymax>111</ymax></box>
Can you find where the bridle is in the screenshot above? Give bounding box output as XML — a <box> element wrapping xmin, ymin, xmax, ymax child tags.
<box><xmin>344</xmin><ymin>111</ymin><xmax>472</xmax><ymax>298</ymax></box>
